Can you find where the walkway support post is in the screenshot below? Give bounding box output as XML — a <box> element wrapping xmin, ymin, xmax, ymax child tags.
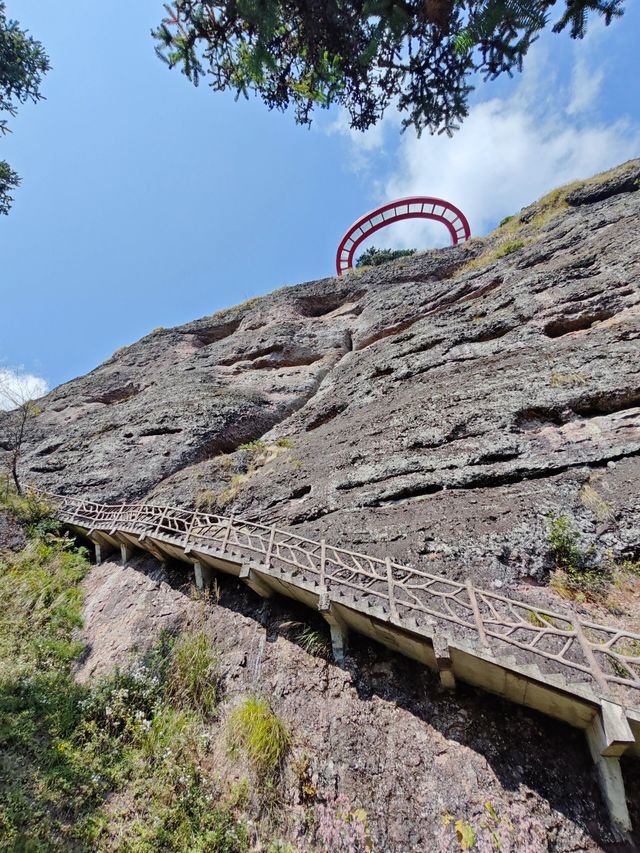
<box><xmin>432</xmin><ymin>634</ymin><xmax>456</xmax><ymax>689</ymax></box>
<box><xmin>239</xmin><ymin>564</ymin><xmax>273</xmax><ymax>599</ymax></box>
<box><xmin>318</xmin><ymin>591</ymin><xmax>349</xmax><ymax>665</ymax></box>
<box><xmin>89</xmin><ymin>532</ymin><xmax>114</xmax><ymax>566</ymax></box>
<box><xmin>193</xmin><ymin>561</ymin><xmax>214</xmax><ymax>591</ymax></box>
<box><xmin>586</xmin><ymin>702</ymin><xmax>634</xmax><ymax>839</ymax></box>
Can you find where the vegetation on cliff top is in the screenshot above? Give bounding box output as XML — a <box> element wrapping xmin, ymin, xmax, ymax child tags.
<box><xmin>355</xmin><ymin>247</ymin><xmax>417</xmax><ymax>269</ymax></box>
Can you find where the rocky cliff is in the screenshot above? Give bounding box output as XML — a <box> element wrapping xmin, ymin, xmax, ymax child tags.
<box><xmin>9</xmin><ymin>161</ymin><xmax>640</xmax><ymax>590</ymax></box>
<box><xmin>2</xmin><ymin>159</ymin><xmax>640</xmax><ymax>851</ymax></box>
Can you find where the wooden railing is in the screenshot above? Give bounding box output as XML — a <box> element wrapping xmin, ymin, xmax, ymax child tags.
<box><xmin>48</xmin><ymin>492</ymin><xmax>640</xmax><ymax>710</ymax></box>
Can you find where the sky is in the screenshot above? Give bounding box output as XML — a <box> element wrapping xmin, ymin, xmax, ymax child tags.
<box><xmin>1</xmin><ymin>0</ymin><xmax>639</xmax><ymax>404</ymax></box>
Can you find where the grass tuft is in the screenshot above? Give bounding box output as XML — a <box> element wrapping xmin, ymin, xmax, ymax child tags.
<box><xmin>227</xmin><ymin>697</ymin><xmax>290</xmax><ymax>780</ymax></box>
<box><xmin>167</xmin><ymin>630</ymin><xmax>222</xmax><ymax>718</ymax></box>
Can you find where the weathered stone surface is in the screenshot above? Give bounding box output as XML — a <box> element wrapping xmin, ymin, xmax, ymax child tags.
<box><xmin>2</xmin><ymin>162</ymin><xmax>640</xmax><ymax>591</ymax></box>
<box><xmin>0</xmin><ymin>508</ymin><xmax>26</xmax><ymax>556</ymax></box>
<box><xmin>74</xmin><ymin>555</ymin><xmax>194</xmax><ymax>681</ymax></box>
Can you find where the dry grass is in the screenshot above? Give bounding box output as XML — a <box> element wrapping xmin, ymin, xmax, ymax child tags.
<box><xmin>579</xmin><ymin>482</ymin><xmax>615</xmax><ymax>523</ymax></box>
<box><xmin>457</xmin><ymin>161</ymin><xmax>639</xmax><ymax>278</ymax></box>
<box><xmin>549</xmin><ymin>371</ymin><xmax>590</xmax><ymax>388</ymax></box>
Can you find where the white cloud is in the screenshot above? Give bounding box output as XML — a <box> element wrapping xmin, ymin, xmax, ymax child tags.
<box><xmin>334</xmin><ymin>43</ymin><xmax>640</xmax><ymax>251</ymax></box>
<box><xmin>567</xmin><ymin>57</ymin><xmax>604</xmax><ymax>116</ymax></box>
<box><xmin>0</xmin><ymin>368</ymin><xmax>49</xmax><ymax>411</ymax></box>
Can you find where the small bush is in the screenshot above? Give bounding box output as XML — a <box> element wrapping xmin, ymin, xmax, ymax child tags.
<box><xmin>546</xmin><ymin>514</ymin><xmax>609</xmax><ymax>598</ymax></box>
<box><xmin>238</xmin><ymin>439</ymin><xmax>266</xmax><ymax>453</ymax></box>
<box><xmin>297</xmin><ymin>625</ymin><xmax>331</xmax><ymax>658</ymax></box>
<box><xmin>579</xmin><ymin>482</ymin><xmax>614</xmax><ymax>522</ymax></box>
<box><xmin>218</xmin><ymin>474</ymin><xmax>246</xmax><ymax>508</ymax></box>
<box><xmin>547</xmin><ymin>515</ymin><xmax>589</xmax><ymax>570</ymax></box>
<box><xmin>355</xmin><ymin>246</ymin><xmax>416</xmax><ymax>268</ymax></box>
<box><xmin>0</xmin><ymin>479</ymin><xmax>54</xmax><ymax>529</ymax></box>
<box><xmin>227</xmin><ymin>697</ymin><xmax>290</xmax><ymax>780</ymax></box>
<box><xmin>549</xmin><ymin>371</ymin><xmax>589</xmax><ymax>388</ymax></box>
<box><xmin>195</xmin><ymin>488</ymin><xmax>217</xmax><ymax>512</ymax></box>
<box><xmin>275</xmin><ymin>436</ymin><xmax>293</xmax><ymax>449</ymax></box>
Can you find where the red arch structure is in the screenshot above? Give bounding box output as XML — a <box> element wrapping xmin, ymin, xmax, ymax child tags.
<box><xmin>335</xmin><ymin>196</ymin><xmax>471</xmax><ymax>276</ymax></box>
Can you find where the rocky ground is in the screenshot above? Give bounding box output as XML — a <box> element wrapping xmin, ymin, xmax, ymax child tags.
<box><xmin>76</xmin><ymin>552</ymin><xmax>640</xmax><ymax>852</ymax></box>
<box><xmin>1</xmin><ymin>159</ymin><xmax>640</xmax><ymax>850</ymax></box>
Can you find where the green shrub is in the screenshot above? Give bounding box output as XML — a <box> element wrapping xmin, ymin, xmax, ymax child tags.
<box><xmin>0</xmin><ymin>537</ymin><xmax>89</xmax><ymax>672</ymax></box>
<box><xmin>546</xmin><ymin>514</ymin><xmax>609</xmax><ymax>598</ymax></box>
<box><xmin>0</xmin><ymin>479</ymin><xmax>54</xmax><ymax>530</ymax></box>
<box><xmin>195</xmin><ymin>488</ymin><xmax>217</xmax><ymax>512</ymax></box>
<box><xmin>227</xmin><ymin>697</ymin><xmax>290</xmax><ymax>779</ymax></box>
<box><xmin>355</xmin><ymin>246</ymin><xmax>416</xmax><ymax>268</ymax></box>
<box><xmin>238</xmin><ymin>439</ymin><xmax>266</xmax><ymax>453</ymax></box>
<box><xmin>0</xmin><ymin>526</ymin><xmax>246</xmax><ymax>850</ymax></box>
<box><xmin>275</xmin><ymin>436</ymin><xmax>293</xmax><ymax>449</ymax></box>
<box><xmin>297</xmin><ymin>625</ymin><xmax>331</xmax><ymax>658</ymax></box>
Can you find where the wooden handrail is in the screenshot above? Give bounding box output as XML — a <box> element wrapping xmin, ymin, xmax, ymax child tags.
<box><xmin>44</xmin><ymin>491</ymin><xmax>640</xmax><ymax>710</ymax></box>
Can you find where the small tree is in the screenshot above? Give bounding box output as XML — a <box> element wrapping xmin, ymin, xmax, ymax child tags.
<box><xmin>0</xmin><ymin>374</ymin><xmax>44</xmax><ymax>495</ymax></box>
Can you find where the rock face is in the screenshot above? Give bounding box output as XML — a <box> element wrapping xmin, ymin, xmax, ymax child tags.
<box><xmin>2</xmin><ymin>159</ymin><xmax>640</xmax><ymax>850</ymax></box>
<box><xmin>0</xmin><ymin>508</ymin><xmax>26</xmax><ymax>556</ymax></box>
<box><xmin>6</xmin><ymin>160</ymin><xmax>640</xmax><ymax>591</ymax></box>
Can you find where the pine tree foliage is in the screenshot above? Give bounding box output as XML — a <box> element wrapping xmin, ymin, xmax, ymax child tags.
<box><xmin>0</xmin><ymin>159</ymin><xmax>18</xmax><ymax>216</ymax></box>
<box><xmin>153</xmin><ymin>0</ymin><xmax>624</xmax><ymax>135</ymax></box>
<box><xmin>0</xmin><ymin>3</ymin><xmax>50</xmax><ymax>215</ymax></box>
<box><xmin>356</xmin><ymin>246</ymin><xmax>417</xmax><ymax>267</ymax></box>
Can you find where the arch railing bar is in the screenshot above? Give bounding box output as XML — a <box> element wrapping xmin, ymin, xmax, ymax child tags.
<box><xmin>44</xmin><ymin>492</ymin><xmax>640</xmax><ymax>707</ymax></box>
<box><xmin>335</xmin><ymin>196</ymin><xmax>472</xmax><ymax>276</ymax></box>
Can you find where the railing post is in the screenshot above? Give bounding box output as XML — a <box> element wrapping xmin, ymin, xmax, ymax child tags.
<box><xmin>153</xmin><ymin>506</ymin><xmax>168</xmax><ymax>537</ymax></box>
<box><xmin>221</xmin><ymin>516</ymin><xmax>234</xmax><ymax>553</ymax></box>
<box><xmin>183</xmin><ymin>509</ymin><xmax>197</xmax><ymax>554</ymax></box>
<box><xmin>385</xmin><ymin>557</ymin><xmax>398</xmax><ymax>621</ymax></box>
<box><xmin>110</xmin><ymin>502</ymin><xmax>125</xmax><ymax>534</ymax></box>
<box><xmin>68</xmin><ymin>501</ymin><xmax>80</xmax><ymax>525</ymax></box>
<box><xmin>319</xmin><ymin>539</ymin><xmax>326</xmax><ymax>590</ymax></box>
<box><xmin>466</xmin><ymin>579</ymin><xmax>489</xmax><ymax>648</ymax></box>
<box><xmin>264</xmin><ymin>525</ymin><xmax>276</xmax><ymax>569</ymax></box>
<box><xmin>572</xmin><ymin>610</ymin><xmax>609</xmax><ymax>696</ymax></box>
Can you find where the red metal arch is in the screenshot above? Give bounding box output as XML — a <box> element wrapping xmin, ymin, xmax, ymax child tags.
<box><xmin>336</xmin><ymin>196</ymin><xmax>471</xmax><ymax>276</ymax></box>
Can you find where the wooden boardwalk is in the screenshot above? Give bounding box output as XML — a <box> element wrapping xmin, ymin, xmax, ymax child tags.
<box><xmin>48</xmin><ymin>492</ymin><xmax>640</xmax><ymax>836</ymax></box>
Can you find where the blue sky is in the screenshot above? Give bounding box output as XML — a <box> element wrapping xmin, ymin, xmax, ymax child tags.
<box><xmin>1</xmin><ymin>0</ymin><xmax>639</xmax><ymax>401</ymax></box>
